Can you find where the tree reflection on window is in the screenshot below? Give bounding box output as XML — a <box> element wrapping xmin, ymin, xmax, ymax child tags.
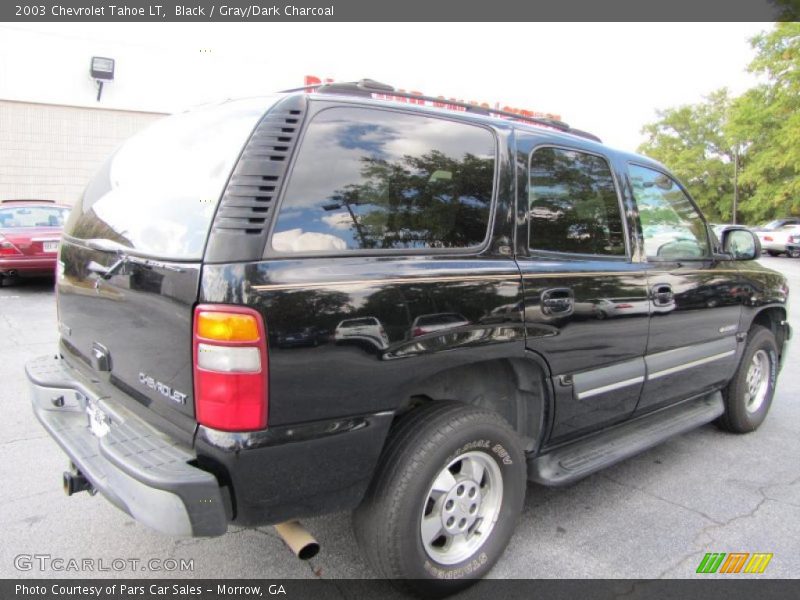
<box><xmin>629</xmin><ymin>164</ymin><xmax>708</xmax><ymax>259</ymax></box>
<box><xmin>272</xmin><ymin>108</ymin><xmax>495</xmax><ymax>253</ymax></box>
<box><xmin>528</xmin><ymin>147</ymin><xmax>625</xmax><ymax>256</ymax></box>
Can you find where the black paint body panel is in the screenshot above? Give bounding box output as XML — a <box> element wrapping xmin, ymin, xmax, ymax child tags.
<box><xmin>49</xmin><ymin>92</ymin><xmax>790</xmax><ymax>527</ymax></box>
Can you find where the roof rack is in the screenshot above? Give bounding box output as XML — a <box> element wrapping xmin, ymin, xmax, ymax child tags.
<box><xmin>281</xmin><ymin>79</ymin><xmax>602</xmax><ymax>143</ymax></box>
<box><xmin>1</xmin><ymin>198</ymin><xmax>56</xmax><ymax>204</ymax></box>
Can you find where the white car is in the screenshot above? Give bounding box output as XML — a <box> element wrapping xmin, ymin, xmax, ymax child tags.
<box><xmin>756</xmin><ymin>224</ymin><xmax>800</xmax><ymax>257</ymax></box>
<box><xmin>410</xmin><ymin>312</ymin><xmax>470</xmax><ymax>337</ymax></box>
<box><xmin>334</xmin><ymin>317</ymin><xmax>390</xmax><ymax>349</ymax></box>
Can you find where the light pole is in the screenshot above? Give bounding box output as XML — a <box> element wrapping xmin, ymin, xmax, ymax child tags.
<box><xmin>732</xmin><ymin>146</ymin><xmax>739</xmax><ymax>225</ymax></box>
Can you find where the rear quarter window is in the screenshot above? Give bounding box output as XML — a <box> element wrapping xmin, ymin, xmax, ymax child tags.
<box><xmin>271</xmin><ymin>107</ymin><xmax>496</xmax><ymax>254</ymax></box>
<box><xmin>65</xmin><ymin>97</ymin><xmax>277</xmax><ymax>260</ymax></box>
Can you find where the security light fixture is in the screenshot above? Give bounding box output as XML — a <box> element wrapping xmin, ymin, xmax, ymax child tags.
<box><xmin>90</xmin><ymin>56</ymin><xmax>115</xmax><ymax>102</ymax></box>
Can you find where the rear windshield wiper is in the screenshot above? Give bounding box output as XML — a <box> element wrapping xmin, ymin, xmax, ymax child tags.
<box><xmin>84</xmin><ymin>239</ymin><xmax>184</xmax><ymax>278</ymax></box>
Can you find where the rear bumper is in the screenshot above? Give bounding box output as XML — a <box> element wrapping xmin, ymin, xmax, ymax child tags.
<box><xmin>0</xmin><ymin>256</ymin><xmax>57</xmax><ymax>274</ymax></box>
<box><xmin>26</xmin><ymin>354</ymin><xmax>227</xmax><ymax>537</ymax></box>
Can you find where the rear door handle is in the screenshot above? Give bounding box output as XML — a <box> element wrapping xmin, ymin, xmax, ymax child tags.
<box><xmin>541</xmin><ymin>288</ymin><xmax>574</xmax><ymax>316</ymax></box>
<box><xmin>651</xmin><ymin>283</ymin><xmax>674</xmax><ymax>307</ymax></box>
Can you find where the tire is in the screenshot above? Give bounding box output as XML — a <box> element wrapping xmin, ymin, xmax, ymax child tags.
<box><xmin>789</xmin><ymin>249</ymin><xmax>800</xmax><ymax>259</ymax></box>
<box><xmin>353</xmin><ymin>401</ymin><xmax>526</xmax><ymax>596</ymax></box>
<box><xmin>766</xmin><ymin>250</ymin><xmax>780</xmax><ymax>257</ymax></box>
<box><xmin>718</xmin><ymin>326</ymin><xmax>779</xmax><ymax>433</ymax></box>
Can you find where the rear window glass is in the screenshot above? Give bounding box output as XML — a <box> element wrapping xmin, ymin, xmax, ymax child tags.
<box><xmin>0</xmin><ymin>206</ymin><xmax>69</xmax><ymax>228</ymax></box>
<box><xmin>416</xmin><ymin>314</ymin><xmax>465</xmax><ymax>326</ymax></box>
<box><xmin>272</xmin><ymin>107</ymin><xmax>496</xmax><ymax>253</ymax></box>
<box><xmin>340</xmin><ymin>318</ymin><xmax>378</xmax><ymax>327</ymax></box>
<box><xmin>66</xmin><ymin>97</ymin><xmax>277</xmax><ymax>260</ymax></box>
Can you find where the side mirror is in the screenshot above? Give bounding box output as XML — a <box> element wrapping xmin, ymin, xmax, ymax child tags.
<box><xmin>721</xmin><ymin>228</ymin><xmax>760</xmax><ymax>261</ymax></box>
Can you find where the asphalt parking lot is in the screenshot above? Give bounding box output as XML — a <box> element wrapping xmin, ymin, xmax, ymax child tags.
<box><xmin>1</xmin><ymin>257</ymin><xmax>799</xmax><ymax>582</ymax></box>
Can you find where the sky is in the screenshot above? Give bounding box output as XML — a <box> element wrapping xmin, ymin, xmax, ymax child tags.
<box><xmin>0</xmin><ymin>22</ymin><xmax>770</xmax><ymax>152</ymax></box>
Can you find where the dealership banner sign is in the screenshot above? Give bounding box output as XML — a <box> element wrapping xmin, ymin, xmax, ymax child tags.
<box><xmin>303</xmin><ymin>75</ymin><xmax>562</xmax><ymax>121</ymax></box>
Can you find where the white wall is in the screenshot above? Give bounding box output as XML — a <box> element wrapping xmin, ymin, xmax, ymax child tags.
<box><xmin>0</xmin><ymin>100</ymin><xmax>165</xmax><ymax>204</ymax></box>
<box><xmin>0</xmin><ymin>25</ymin><xmax>298</xmax><ymax>113</ymax></box>
<box><xmin>0</xmin><ymin>25</ymin><xmax>293</xmax><ymax>205</ymax></box>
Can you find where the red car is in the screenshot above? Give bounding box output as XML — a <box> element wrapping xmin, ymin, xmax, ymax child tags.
<box><xmin>0</xmin><ymin>199</ymin><xmax>70</xmax><ymax>285</ymax></box>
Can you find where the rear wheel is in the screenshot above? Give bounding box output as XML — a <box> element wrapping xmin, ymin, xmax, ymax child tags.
<box><xmin>766</xmin><ymin>250</ymin><xmax>781</xmax><ymax>257</ymax></box>
<box><xmin>353</xmin><ymin>401</ymin><xmax>526</xmax><ymax>596</ymax></box>
<box><xmin>718</xmin><ymin>326</ymin><xmax>778</xmax><ymax>433</ymax></box>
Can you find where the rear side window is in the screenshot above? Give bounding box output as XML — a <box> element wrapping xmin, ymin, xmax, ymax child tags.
<box><xmin>65</xmin><ymin>97</ymin><xmax>276</xmax><ymax>260</ymax></box>
<box><xmin>271</xmin><ymin>107</ymin><xmax>496</xmax><ymax>253</ymax></box>
<box><xmin>528</xmin><ymin>147</ymin><xmax>625</xmax><ymax>256</ymax></box>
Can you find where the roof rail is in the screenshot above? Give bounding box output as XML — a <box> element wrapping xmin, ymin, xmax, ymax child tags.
<box><xmin>1</xmin><ymin>198</ymin><xmax>56</xmax><ymax>204</ymax></box>
<box><xmin>281</xmin><ymin>79</ymin><xmax>602</xmax><ymax>143</ymax></box>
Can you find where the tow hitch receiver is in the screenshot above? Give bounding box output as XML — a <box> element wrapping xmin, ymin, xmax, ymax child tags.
<box><xmin>63</xmin><ymin>466</ymin><xmax>94</xmax><ymax>496</ymax></box>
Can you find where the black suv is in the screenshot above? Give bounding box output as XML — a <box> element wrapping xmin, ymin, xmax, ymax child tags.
<box><xmin>27</xmin><ymin>81</ymin><xmax>790</xmax><ymax>594</ymax></box>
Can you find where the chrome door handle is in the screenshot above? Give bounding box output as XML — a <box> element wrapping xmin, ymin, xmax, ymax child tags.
<box><xmin>651</xmin><ymin>284</ymin><xmax>674</xmax><ymax>307</ymax></box>
<box><xmin>541</xmin><ymin>288</ymin><xmax>574</xmax><ymax>316</ymax></box>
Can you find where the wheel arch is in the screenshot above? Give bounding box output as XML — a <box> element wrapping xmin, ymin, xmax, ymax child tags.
<box><xmin>397</xmin><ymin>356</ymin><xmax>551</xmax><ymax>452</ymax></box>
<box><xmin>748</xmin><ymin>306</ymin><xmax>789</xmax><ymax>358</ymax></box>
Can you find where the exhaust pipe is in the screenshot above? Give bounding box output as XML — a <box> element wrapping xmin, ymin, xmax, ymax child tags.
<box><xmin>273</xmin><ymin>521</ymin><xmax>320</xmax><ymax>560</ymax></box>
<box><xmin>63</xmin><ymin>469</ymin><xmax>93</xmax><ymax>496</ymax></box>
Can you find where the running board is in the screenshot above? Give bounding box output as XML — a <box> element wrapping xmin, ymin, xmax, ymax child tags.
<box><xmin>528</xmin><ymin>392</ymin><xmax>724</xmax><ymax>486</ymax></box>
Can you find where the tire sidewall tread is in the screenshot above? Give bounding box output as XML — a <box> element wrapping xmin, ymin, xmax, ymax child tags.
<box><xmin>353</xmin><ymin>401</ymin><xmax>526</xmax><ymax>594</ymax></box>
<box><xmin>720</xmin><ymin>326</ymin><xmax>778</xmax><ymax>433</ymax></box>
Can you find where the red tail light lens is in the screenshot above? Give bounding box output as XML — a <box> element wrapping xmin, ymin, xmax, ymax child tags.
<box><xmin>193</xmin><ymin>305</ymin><xmax>268</xmax><ymax>431</ymax></box>
<box><xmin>0</xmin><ymin>235</ymin><xmax>22</xmax><ymax>256</ymax></box>
<box><xmin>764</xmin><ymin>236</ymin><xmax>774</xmax><ymax>241</ymax></box>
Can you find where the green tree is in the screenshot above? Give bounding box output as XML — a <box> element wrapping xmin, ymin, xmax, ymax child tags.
<box><xmin>638</xmin><ymin>23</ymin><xmax>800</xmax><ymax>225</ymax></box>
<box><xmin>729</xmin><ymin>22</ymin><xmax>800</xmax><ymax>221</ymax></box>
<box><xmin>637</xmin><ymin>89</ymin><xmax>739</xmax><ymax>223</ymax></box>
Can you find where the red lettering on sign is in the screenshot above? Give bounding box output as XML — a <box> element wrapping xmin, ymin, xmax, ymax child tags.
<box><xmin>303</xmin><ymin>75</ymin><xmax>561</xmax><ymax>121</ymax></box>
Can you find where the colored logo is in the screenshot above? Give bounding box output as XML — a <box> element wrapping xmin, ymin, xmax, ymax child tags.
<box><xmin>696</xmin><ymin>552</ymin><xmax>773</xmax><ymax>574</ymax></box>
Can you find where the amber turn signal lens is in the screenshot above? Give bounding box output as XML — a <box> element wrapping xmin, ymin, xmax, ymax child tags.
<box><xmin>196</xmin><ymin>311</ymin><xmax>260</xmax><ymax>342</ymax></box>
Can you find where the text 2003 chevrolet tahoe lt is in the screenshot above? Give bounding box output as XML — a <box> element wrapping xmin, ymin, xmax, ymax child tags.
<box><xmin>27</xmin><ymin>81</ymin><xmax>790</xmax><ymax>595</ymax></box>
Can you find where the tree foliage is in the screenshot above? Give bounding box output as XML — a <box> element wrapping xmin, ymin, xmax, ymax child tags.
<box><xmin>330</xmin><ymin>150</ymin><xmax>494</xmax><ymax>249</ymax></box>
<box><xmin>638</xmin><ymin>89</ymin><xmax>737</xmax><ymax>222</ymax></box>
<box><xmin>637</xmin><ymin>23</ymin><xmax>800</xmax><ymax>224</ymax></box>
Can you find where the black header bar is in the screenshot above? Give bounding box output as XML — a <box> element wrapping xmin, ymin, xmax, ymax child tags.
<box><xmin>2</xmin><ymin>0</ymin><xmax>798</xmax><ymax>22</ymax></box>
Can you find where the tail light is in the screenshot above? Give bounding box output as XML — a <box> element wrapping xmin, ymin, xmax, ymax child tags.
<box><xmin>413</xmin><ymin>327</ymin><xmax>426</xmax><ymax>337</ymax></box>
<box><xmin>764</xmin><ymin>236</ymin><xmax>774</xmax><ymax>241</ymax></box>
<box><xmin>193</xmin><ymin>305</ymin><xmax>268</xmax><ymax>431</ymax></box>
<box><xmin>0</xmin><ymin>235</ymin><xmax>22</xmax><ymax>256</ymax></box>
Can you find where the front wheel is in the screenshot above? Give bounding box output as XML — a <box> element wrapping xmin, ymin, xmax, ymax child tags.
<box><xmin>718</xmin><ymin>326</ymin><xmax>779</xmax><ymax>433</ymax></box>
<box><xmin>789</xmin><ymin>248</ymin><xmax>800</xmax><ymax>258</ymax></box>
<box><xmin>353</xmin><ymin>401</ymin><xmax>526</xmax><ymax>596</ymax></box>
